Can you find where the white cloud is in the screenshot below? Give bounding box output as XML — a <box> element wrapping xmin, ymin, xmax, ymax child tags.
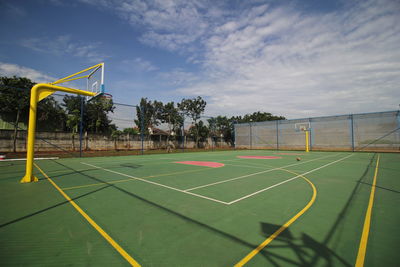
<box><xmin>121</xmin><ymin>58</ymin><xmax>159</xmax><ymax>72</ymax></box>
<box><xmin>80</xmin><ymin>0</ymin><xmax>222</xmax><ymax>53</ymax></box>
<box><xmin>158</xmin><ymin>68</ymin><xmax>199</xmax><ymax>86</ymax></box>
<box><xmin>0</xmin><ymin>62</ymin><xmax>55</xmax><ymax>83</ymax></box>
<box><xmin>175</xmin><ymin>0</ymin><xmax>400</xmax><ymax>118</ymax></box>
<box><xmin>81</xmin><ymin>0</ymin><xmax>400</xmax><ymax>118</ymax></box>
<box><xmin>21</xmin><ymin>35</ymin><xmax>108</xmax><ymax>63</ymax></box>
<box><xmin>0</xmin><ymin>2</ymin><xmax>26</xmax><ymax>17</ymax></box>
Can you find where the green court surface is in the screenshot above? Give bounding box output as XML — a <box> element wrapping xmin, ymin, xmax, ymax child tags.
<box><xmin>0</xmin><ymin>150</ymin><xmax>399</xmax><ymax>266</ymax></box>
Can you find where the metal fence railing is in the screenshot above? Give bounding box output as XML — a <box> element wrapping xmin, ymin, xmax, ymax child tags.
<box><xmin>234</xmin><ymin>110</ymin><xmax>400</xmax><ymax>152</ymax></box>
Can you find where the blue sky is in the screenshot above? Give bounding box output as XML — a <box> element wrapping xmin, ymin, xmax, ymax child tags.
<box><xmin>1</xmin><ymin>0</ymin><xmax>399</xmax><ymax>122</ymax></box>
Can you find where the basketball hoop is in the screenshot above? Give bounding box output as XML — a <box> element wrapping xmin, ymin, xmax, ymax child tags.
<box><xmin>295</xmin><ymin>122</ymin><xmax>310</xmax><ymax>132</ymax></box>
<box><xmin>99</xmin><ymin>93</ymin><xmax>113</xmax><ymax>105</ymax></box>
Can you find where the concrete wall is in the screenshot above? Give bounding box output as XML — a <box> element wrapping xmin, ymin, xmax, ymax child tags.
<box><xmin>0</xmin><ymin>130</ymin><xmax>232</xmax><ymax>152</ymax></box>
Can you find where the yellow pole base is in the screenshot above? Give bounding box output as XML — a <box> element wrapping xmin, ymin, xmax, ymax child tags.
<box><xmin>20</xmin><ymin>175</ymin><xmax>39</xmax><ymax>183</ymax></box>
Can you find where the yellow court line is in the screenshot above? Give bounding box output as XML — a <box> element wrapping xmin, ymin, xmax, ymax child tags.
<box><xmin>355</xmin><ymin>154</ymin><xmax>380</xmax><ymax>267</ymax></box>
<box><xmin>34</xmin><ymin>163</ymin><xmax>141</xmax><ymax>267</ymax></box>
<box><xmin>62</xmin><ymin>178</ymin><xmax>134</xmax><ymax>191</ymax></box>
<box><xmin>62</xmin><ymin>165</ymin><xmax>216</xmax><ymax>191</ymax></box>
<box><xmin>234</xmin><ymin>168</ymin><xmax>317</xmax><ymax>266</ymax></box>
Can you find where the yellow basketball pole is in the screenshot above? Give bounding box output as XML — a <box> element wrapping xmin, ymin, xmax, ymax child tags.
<box><xmin>305</xmin><ymin>130</ymin><xmax>310</xmax><ymax>152</ymax></box>
<box><xmin>20</xmin><ymin>83</ymin><xmax>96</xmax><ymax>183</ymax></box>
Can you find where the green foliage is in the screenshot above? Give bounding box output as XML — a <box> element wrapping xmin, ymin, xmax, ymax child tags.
<box><xmin>178</xmin><ymin>96</ymin><xmax>206</xmax><ymax>122</ymax></box>
<box><xmin>63</xmin><ymin>95</ymin><xmax>116</xmax><ymax>134</ymax></box>
<box><xmin>0</xmin><ymin>76</ymin><xmax>34</xmax><ymax>152</ymax></box>
<box><xmin>62</xmin><ymin>95</ymin><xmax>83</xmax><ymax>135</ymax></box>
<box><xmin>189</xmin><ymin>120</ymin><xmax>209</xmax><ymax>142</ymax></box>
<box><xmin>159</xmin><ymin>101</ymin><xmax>183</xmax><ymax>140</ymax></box>
<box><xmin>123</xmin><ymin>127</ymin><xmax>139</xmax><ymax>135</ymax></box>
<box><xmin>234</xmin><ymin>111</ymin><xmax>285</xmax><ymax>123</ymax></box>
<box><xmin>37</xmin><ymin>96</ymin><xmax>67</xmax><ymax>131</ymax></box>
<box><xmin>178</xmin><ymin>96</ymin><xmax>207</xmax><ymax>147</ymax></box>
<box><xmin>111</xmin><ymin>129</ymin><xmax>123</xmax><ymax>139</ymax></box>
<box><xmin>0</xmin><ymin>76</ymin><xmax>32</xmax><ymax>126</ymax></box>
<box><xmin>207</xmin><ymin>116</ymin><xmax>234</xmax><ymax>144</ymax></box>
<box><xmin>135</xmin><ymin>98</ymin><xmax>159</xmax><ymax>135</ymax></box>
<box><xmin>86</xmin><ymin>96</ymin><xmax>116</xmax><ymax>134</ymax></box>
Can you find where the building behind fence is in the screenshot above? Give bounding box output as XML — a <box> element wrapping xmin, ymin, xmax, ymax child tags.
<box><xmin>234</xmin><ymin>110</ymin><xmax>400</xmax><ymax>152</ymax></box>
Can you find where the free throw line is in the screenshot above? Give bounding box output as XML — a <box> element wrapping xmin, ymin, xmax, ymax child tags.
<box><xmin>81</xmin><ymin>162</ymin><xmax>230</xmax><ymax>205</ymax></box>
<box><xmin>34</xmin><ymin>163</ymin><xmax>141</xmax><ymax>267</ymax></box>
<box><xmin>355</xmin><ymin>154</ymin><xmax>380</xmax><ymax>267</ymax></box>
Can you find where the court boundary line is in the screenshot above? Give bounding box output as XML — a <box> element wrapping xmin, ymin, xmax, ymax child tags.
<box><xmin>0</xmin><ymin>157</ymin><xmax>59</xmax><ymax>162</ymax></box>
<box><xmin>33</xmin><ymin>163</ymin><xmax>141</xmax><ymax>267</ymax></box>
<box><xmin>355</xmin><ymin>154</ymin><xmax>380</xmax><ymax>267</ymax></box>
<box><xmin>184</xmin><ymin>153</ymin><xmax>341</xmax><ymax>192</ymax></box>
<box><xmin>234</xmin><ymin>168</ymin><xmax>317</xmax><ymax>266</ymax></box>
<box><xmin>81</xmin><ymin>162</ymin><xmax>230</xmax><ymax>205</ymax></box>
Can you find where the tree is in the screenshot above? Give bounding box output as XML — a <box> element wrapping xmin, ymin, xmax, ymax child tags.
<box><xmin>189</xmin><ymin>120</ymin><xmax>209</xmax><ymax>146</ymax></box>
<box><xmin>111</xmin><ymin>129</ymin><xmax>123</xmax><ymax>150</ymax></box>
<box><xmin>240</xmin><ymin>111</ymin><xmax>285</xmax><ymax>123</ymax></box>
<box><xmin>135</xmin><ymin>98</ymin><xmax>158</xmax><ymax>136</ymax></box>
<box><xmin>0</xmin><ymin>76</ymin><xmax>32</xmax><ymax>152</ymax></box>
<box><xmin>63</xmin><ymin>95</ymin><xmax>116</xmax><ymax>135</ymax></box>
<box><xmin>207</xmin><ymin>116</ymin><xmax>234</xmax><ymax>145</ymax></box>
<box><xmin>62</xmin><ymin>95</ymin><xmax>84</xmax><ymax>150</ymax></box>
<box><xmin>85</xmin><ymin>96</ymin><xmax>116</xmax><ymax>134</ymax></box>
<box><xmin>158</xmin><ymin>101</ymin><xmax>183</xmax><ymax>143</ymax></box>
<box><xmin>178</xmin><ymin>96</ymin><xmax>206</xmax><ymax>147</ymax></box>
<box><xmin>37</xmin><ymin>96</ymin><xmax>67</xmax><ymax>132</ymax></box>
<box><xmin>123</xmin><ymin>128</ymin><xmax>139</xmax><ymax>135</ymax></box>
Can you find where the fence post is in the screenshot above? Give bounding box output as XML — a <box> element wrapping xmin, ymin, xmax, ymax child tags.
<box><xmin>232</xmin><ymin>121</ymin><xmax>236</xmax><ymax>150</ymax></box>
<box><xmin>350</xmin><ymin>114</ymin><xmax>355</xmax><ymax>152</ymax></box>
<box><xmin>276</xmin><ymin>120</ymin><xmax>279</xmax><ymax>151</ymax></box>
<box><xmin>79</xmin><ymin>96</ymin><xmax>84</xmax><ymax>157</ymax></box>
<box><xmin>140</xmin><ymin>105</ymin><xmax>144</xmax><ymax>155</ymax></box>
<box><xmin>249</xmin><ymin>120</ymin><xmax>253</xmax><ymax>150</ymax></box>
<box><xmin>182</xmin><ymin>114</ymin><xmax>185</xmax><ymax>152</ymax></box>
<box><xmin>309</xmin><ymin>118</ymin><xmax>312</xmax><ymax>151</ymax></box>
<box><xmin>397</xmin><ymin>111</ymin><xmax>400</xmax><ymax>150</ymax></box>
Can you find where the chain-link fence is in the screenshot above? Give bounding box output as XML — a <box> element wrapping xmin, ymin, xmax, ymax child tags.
<box><xmin>234</xmin><ymin>110</ymin><xmax>400</xmax><ymax>152</ymax></box>
<box><xmin>0</xmin><ymin>93</ymin><xmax>236</xmax><ymax>158</ymax></box>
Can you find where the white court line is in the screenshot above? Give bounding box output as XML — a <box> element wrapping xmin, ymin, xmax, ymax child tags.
<box><xmin>227</xmin><ymin>154</ymin><xmax>354</xmax><ymax>205</ymax></box>
<box><xmin>184</xmin><ymin>153</ymin><xmax>341</xmax><ymax>192</ymax></box>
<box><xmin>83</xmin><ymin>157</ymin><xmax>177</xmax><ymax>164</ymax></box>
<box><xmin>0</xmin><ymin>157</ymin><xmax>59</xmax><ymax>162</ymax></box>
<box><xmin>81</xmin><ymin>162</ymin><xmax>229</xmax><ymax>205</ymax></box>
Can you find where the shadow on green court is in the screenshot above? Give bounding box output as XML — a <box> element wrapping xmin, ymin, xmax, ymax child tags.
<box><xmin>0</xmin><ymin>185</ymin><xmax>110</xmax><ymax>229</ymax></box>
<box><xmin>259</xmin><ymin>222</ymin><xmax>351</xmax><ymax>266</ymax></box>
<box><xmin>2</xmin><ymin>153</ymin><xmax>380</xmax><ymax>265</ymax></box>
<box><xmin>306</xmin><ymin>153</ymin><xmax>377</xmax><ymax>266</ymax></box>
<box><xmin>49</xmin><ymin>160</ymin><xmax>311</xmax><ymax>265</ymax></box>
<box><xmin>119</xmin><ymin>163</ymin><xmax>143</xmax><ymax>169</ymax></box>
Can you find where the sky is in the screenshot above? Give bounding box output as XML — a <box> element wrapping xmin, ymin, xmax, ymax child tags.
<box><xmin>1</xmin><ymin>0</ymin><xmax>399</xmax><ymax>125</ymax></box>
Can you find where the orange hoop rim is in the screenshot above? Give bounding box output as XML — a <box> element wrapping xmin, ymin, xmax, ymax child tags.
<box><xmin>100</xmin><ymin>93</ymin><xmax>113</xmax><ymax>99</ymax></box>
